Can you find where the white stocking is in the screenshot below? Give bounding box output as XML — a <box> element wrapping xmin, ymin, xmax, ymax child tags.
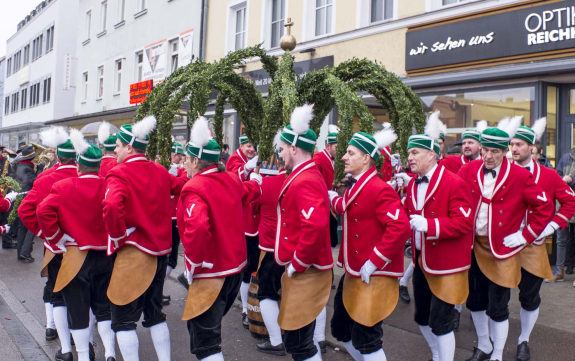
<box><xmin>44</xmin><ymin>303</ymin><xmax>55</xmax><ymax>329</ymax></box>
<box><xmin>259</xmin><ymin>299</ymin><xmax>282</xmax><ymax>346</ymax></box>
<box><xmin>116</xmin><ymin>330</ymin><xmax>139</xmax><ymax>361</ymax></box>
<box><xmin>489</xmin><ymin>319</ymin><xmax>509</xmax><ymax>361</ymax></box>
<box><xmin>150</xmin><ymin>322</ymin><xmax>171</xmax><ymax>361</ymax></box>
<box><xmin>70</xmin><ymin>328</ymin><xmax>91</xmax><ymax>361</ymax></box>
<box><xmin>419</xmin><ymin>325</ymin><xmax>438</xmax><ymax>361</ymax></box>
<box><xmin>362</xmin><ymin>349</ymin><xmax>387</xmax><ymax>361</ymax></box>
<box><xmin>97</xmin><ymin>320</ymin><xmax>116</xmax><ymax>359</ymax></box>
<box><xmin>240</xmin><ymin>282</ymin><xmax>249</xmax><ymax>314</ymax></box>
<box><xmin>436</xmin><ymin>332</ymin><xmax>455</xmax><ymax>361</ymax></box>
<box><xmin>314</xmin><ymin>307</ymin><xmax>326</xmax><ymax>342</ymax></box>
<box><xmin>518</xmin><ymin>307</ymin><xmax>539</xmax><ymax>344</ymax></box>
<box><xmin>53</xmin><ymin>306</ymin><xmax>72</xmax><ymax>353</ymax></box>
<box><xmin>342</xmin><ymin>341</ymin><xmax>364</xmax><ymax>361</ymax></box>
<box><xmin>471</xmin><ymin>311</ymin><xmax>492</xmax><ymax>354</ymax></box>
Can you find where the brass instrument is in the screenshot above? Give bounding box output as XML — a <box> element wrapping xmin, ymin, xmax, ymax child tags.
<box><xmin>31</xmin><ymin>143</ymin><xmax>51</xmax><ymax>173</ymax></box>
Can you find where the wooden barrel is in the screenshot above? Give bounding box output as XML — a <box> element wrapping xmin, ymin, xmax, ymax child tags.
<box><xmin>247</xmin><ymin>273</ymin><xmax>269</xmax><ymax>339</ymax></box>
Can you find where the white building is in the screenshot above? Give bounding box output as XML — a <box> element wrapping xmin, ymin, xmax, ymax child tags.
<box><xmin>2</xmin><ymin>0</ymin><xmax>79</xmax><ymax>151</ymax></box>
<box><xmin>0</xmin><ymin>56</ymin><xmax>6</xmax><ymax>131</ymax></box>
<box><xmin>52</xmin><ymin>0</ymin><xmax>204</xmax><ymax>142</ymax></box>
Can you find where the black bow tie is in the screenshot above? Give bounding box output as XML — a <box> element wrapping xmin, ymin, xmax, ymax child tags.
<box><xmin>524</xmin><ymin>166</ymin><xmax>531</xmax><ymax>171</ymax></box>
<box><xmin>483</xmin><ymin>167</ymin><xmax>497</xmax><ymax>178</ymax></box>
<box><xmin>345</xmin><ymin>176</ymin><xmax>357</xmax><ymax>188</ymax></box>
<box><xmin>414</xmin><ymin>176</ymin><xmax>429</xmax><ymax>185</ymax></box>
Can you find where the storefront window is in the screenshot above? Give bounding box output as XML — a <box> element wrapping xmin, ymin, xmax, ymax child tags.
<box><xmin>18</xmin><ymin>133</ymin><xmax>27</xmax><ymax>148</ymax></box>
<box><xmin>29</xmin><ymin>132</ymin><xmax>39</xmax><ymax>144</ymax></box>
<box><xmin>2</xmin><ymin>134</ymin><xmax>9</xmax><ymax>148</ymax></box>
<box><xmin>419</xmin><ymin>86</ymin><xmax>535</xmax><ymax>149</ymax></box>
<box><xmin>570</xmin><ymin>90</ymin><xmax>575</xmax><ymax>114</ymax></box>
<box><xmin>546</xmin><ymin>86</ymin><xmax>557</xmax><ymax>166</ymax></box>
<box><xmin>9</xmin><ymin>134</ymin><xmax>17</xmax><ymax>151</ymax></box>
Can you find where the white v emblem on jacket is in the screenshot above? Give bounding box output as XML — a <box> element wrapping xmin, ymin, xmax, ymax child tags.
<box><xmin>537</xmin><ymin>192</ymin><xmax>547</xmax><ymax>202</ymax></box>
<box><xmin>460</xmin><ymin>207</ymin><xmax>471</xmax><ymax>217</ymax></box>
<box><xmin>387</xmin><ymin>209</ymin><xmax>399</xmax><ymax>220</ymax></box>
<box><xmin>186</xmin><ymin>204</ymin><xmax>196</xmax><ymax>217</ymax></box>
<box><xmin>567</xmin><ymin>188</ymin><xmax>575</xmax><ymax>197</ymax></box>
<box><xmin>302</xmin><ymin>207</ymin><xmax>315</xmax><ymax>220</ymax></box>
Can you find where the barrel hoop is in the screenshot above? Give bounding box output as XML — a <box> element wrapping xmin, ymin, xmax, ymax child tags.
<box><xmin>248</xmin><ymin>319</ymin><xmax>266</xmax><ymax>327</ymax></box>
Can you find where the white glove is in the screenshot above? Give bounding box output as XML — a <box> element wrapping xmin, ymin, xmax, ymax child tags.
<box><xmin>249</xmin><ymin>172</ymin><xmax>262</xmax><ymax>185</ymax></box>
<box><xmin>395</xmin><ymin>173</ymin><xmax>412</xmax><ymax>188</ymax></box>
<box><xmin>359</xmin><ymin>260</ymin><xmax>378</xmax><ymax>284</ymax></box>
<box><xmin>503</xmin><ymin>231</ymin><xmax>528</xmax><ymax>248</ymax></box>
<box><xmin>5</xmin><ymin>191</ymin><xmax>17</xmax><ymax>203</ymax></box>
<box><xmin>56</xmin><ymin>234</ymin><xmax>75</xmax><ymax>252</ymax></box>
<box><xmin>410</xmin><ymin>215</ymin><xmax>428</xmax><ymax>232</ymax></box>
<box><xmin>287</xmin><ymin>263</ymin><xmax>296</xmax><ymax>277</ymax></box>
<box><xmin>536</xmin><ymin>222</ymin><xmax>559</xmax><ymax>241</ymax></box>
<box><xmin>2</xmin><ymin>225</ymin><xmax>11</xmax><ymax>234</ymax></box>
<box><xmin>126</xmin><ymin>227</ymin><xmax>136</xmax><ymax>237</ymax></box>
<box><xmin>201</xmin><ymin>261</ymin><xmax>214</xmax><ymax>269</ymax></box>
<box><xmin>390</xmin><ymin>154</ymin><xmax>401</xmax><ymax>167</ymax></box>
<box><xmin>169</xmin><ymin>163</ymin><xmax>178</xmax><ymax>176</ymax></box>
<box><xmin>328</xmin><ymin>191</ymin><xmax>338</xmax><ymax>202</ymax></box>
<box><xmin>185</xmin><ymin>267</ymin><xmax>194</xmax><ymax>285</ymax></box>
<box><xmin>387</xmin><ymin>179</ymin><xmax>397</xmax><ymax>191</ymax></box>
<box><xmin>245</xmin><ymin>156</ymin><xmax>259</xmax><ymax>174</ymax></box>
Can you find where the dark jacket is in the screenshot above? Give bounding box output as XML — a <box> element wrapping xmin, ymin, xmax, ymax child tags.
<box><xmin>16</xmin><ymin>161</ymin><xmax>36</xmax><ymax>192</ymax></box>
<box><xmin>537</xmin><ymin>153</ymin><xmax>553</xmax><ymax>169</ymax></box>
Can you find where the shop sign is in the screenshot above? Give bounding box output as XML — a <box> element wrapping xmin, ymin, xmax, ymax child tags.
<box><xmin>129</xmin><ymin>80</ymin><xmax>153</xmax><ymax>104</ymax></box>
<box><xmin>63</xmin><ymin>53</ymin><xmax>71</xmax><ymax>90</ymax></box>
<box><xmin>406</xmin><ymin>0</ymin><xmax>575</xmax><ymax>71</ymax></box>
<box><xmin>143</xmin><ymin>39</ymin><xmax>167</xmax><ymax>85</ymax></box>
<box><xmin>179</xmin><ymin>29</ymin><xmax>194</xmax><ymax>67</ymax></box>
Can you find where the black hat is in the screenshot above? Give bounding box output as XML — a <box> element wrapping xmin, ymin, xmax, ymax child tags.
<box><xmin>16</xmin><ymin>142</ymin><xmax>27</xmax><ymax>154</ymax></box>
<box><xmin>12</xmin><ymin>145</ymin><xmax>37</xmax><ymax>163</ymax></box>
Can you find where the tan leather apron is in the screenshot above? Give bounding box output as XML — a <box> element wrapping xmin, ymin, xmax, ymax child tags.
<box><xmin>54</xmin><ymin>247</ymin><xmax>88</xmax><ymax>293</ymax></box>
<box><xmin>41</xmin><ymin>250</ymin><xmax>56</xmax><ymax>277</ymax></box>
<box><xmin>278</xmin><ymin>267</ymin><xmax>332</xmax><ymax>331</ymax></box>
<box><xmin>342</xmin><ymin>274</ymin><xmax>398</xmax><ymax>327</ymax></box>
<box><xmin>418</xmin><ymin>258</ymin><xmax>469</xmax><ymax>305</ymax></box>
<box><xmin>474</xmin><ymin>236</ymin><xmax>522</xmax><ymax>288</ymax></box>
<box><xmin>182</xmin><ymin>277</ymin><xmax>226</xmax><ymax>321</ymax></box>
<box><xmin>107</xmin><ymin>246</ymin><xmax>157</xmax><ymax>306</ymax></box>
<box><xmin>519</xmin><ymin>244</ymin><xmax>553</xmax><ymax>280</ymax></box>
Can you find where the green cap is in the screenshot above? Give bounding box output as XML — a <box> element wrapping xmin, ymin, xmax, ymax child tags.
<box><xmin>103</xmin><ymin>135</ymin><xmax>117</xmax><ymax>151</ymax></box>
<box><xmin>349</xmin><ymin>132</ymin><xmax>382</xmax><ymax>161</ymax></box>
<box><xmin>280</xmin><ymin>125</ymin><xmax>317</xmax><ymax>152</ymax></box>
<box><xmin>117</xmin><ymin>124</ymin><xmax>149</xmax><ymax>150</ymax></box>
<box><xmin>480</xmin><ymin>128</ymin><xmax>511</xmax><ymax>149</ymax></box>
<box><xmin>513</xmin><ymin>118</ymin><xmax>546</xmax><ymax>145</ymax></box>
<box><xmin>407</xmin><ymin>134</ymin><xmax>440</xmax><ymax>154</ymax></box>
<box><xmin>172</xmin><ymin>142</ymin><xmax>185</xmax><ymax>155</ymax></box>
<box><xmin>462</xmin><ymin>129</ymin><xmax>481</xmax><ymax>142</ymax></box>
<box><xmin>57</xmin><ymin>139</ymin><xmax>77</xmax><ymax>158</ymax></box>
<box><xmin>187</xmin><ymin>139</ymin><xmax>221</xmax><ymax>162</ymax></box>
<box><xmin>239</xmin><ymin>134</ymin><xmax>250</xmax><ymax>145</ymax></box>
<box><xmin>77</xmin><ymin>144</ymin><xmax>103</xmax><ymax>167</ymax></box>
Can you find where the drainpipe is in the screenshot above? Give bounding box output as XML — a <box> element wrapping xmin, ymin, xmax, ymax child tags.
<box><xmin>199</xmin><ymin>0</ymin><xmax>208</xmax><ymax>61</ymax></box>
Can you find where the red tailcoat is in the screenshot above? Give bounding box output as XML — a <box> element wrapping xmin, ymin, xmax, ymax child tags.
<box><xmin>379</xmin><ymin>147</ymin><xmax>393</xmax><ymax>182</ymax></box>
<box><xmin>331</xmin><ymin>167</ymin><xmax>409</xmax><ymax>277</ymax></box>
<box><xmin>523</xmin><ymin>161</ymin><xmax>575</xmax><ymax>243</ymax></box>
<box><xmin>0</xmin><ymin>194</ymin><xmax>11</xmax><ymax>213</ymax></box>
<box><xmin>99</xmin><ymin>156</ymin><xmax>117</xmax><ymax>178</ymax></box>
<box><xmin>19</xmin><ymin>165</ymin><xmax>78</xmax><ymax>241</ymax></box>
<box><xmin>177</xmin><ymin>166</ymin><xmax>262</xmax><ymax>279</ymax></box>
<box><xmin>226</xmin><ymin>149</ymin><xmax>260</xmax><ymax>236</ymax></box>
<box><xmin>170</xmin><ymin>167</ymin><xmax>189</xmax><ymax>220</ymax></box>
<box><xmin>37</xmin><ymin>174</ymin><xmax>107</xmax><ymax>251</ymax></box>
<box><xmin>458</xmin><ymin>159</ymin><xmax>554</xmax><ymax>259</ymax></box>
<box><xmin>404</xmin><ymin>165</ymin><xmax>474</xmax><ymax>275</ymax></box>
<box><xmin>253</xmin><ymin>170</ymin><xmax>287</xmax><ymax>252</ymax></box>
<box><xmin>103</xmin><ymin>155</ymin><xmax>186</xmax><ymax>256</ymax></box>
<box><xmin>439</xmin><ymin>155</ymin><xmax>473</xmax><ymax>175</ymax></box>
<box><xmin>313</xmin><ymin>149</ymin><xmax>334</xmax><ymax>190</ymax></box>
<box><xmin>275</xmin><ymin>159</ymin><xmax>334</xmax><ymax>273</ymax></box>
<box><xmin>37</xmin><ymin>163</ymin><xmax>60</xmax><ymax>180</ymax></box>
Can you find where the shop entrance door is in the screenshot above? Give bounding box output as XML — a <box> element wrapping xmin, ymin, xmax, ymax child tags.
<box><xmin>558</xmin><ymin>85</ymin><xmax>575</xmax><ymax>158</ymax></box>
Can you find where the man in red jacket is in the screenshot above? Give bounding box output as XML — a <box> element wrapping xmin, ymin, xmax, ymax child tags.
<box><xmin>20</xmin><ymin>126</ymin><xmax>78</xmax><ymax>358</ymax></box>
<box><xmin>328</xmin><ymin>129</ymin><xmax>409</xmax><ymax>360</ymax></box>
<box><xmin>98</xmin><ymin>122</ymin><xmax>117</xmax><ymax>178</ymax></box>
<box><xmin>225</xmin><ymin>133</ymin><xmax>261</xmax><ymax>328</ymax></box>
<box><xmin>509</xmin><ymin>118</ymin><xmax>575</xmax><ymax>361</ymax></box>
<box><xmin>38</xmin><ymin>131</ymin><xmax>116</xmax><ymax>361</ymax></box>
<box><xmin>276</xmin><ymin>104</ymin><xmax>333</xmax><ymax>361</ymax></box>
<box><xmin>459</xmin><ymin>117</ymin><xmax>554</xmax><ymax>361</ymax></box>
<box><xmin>440</xmin><ymin>121</ymin><xmax>485</xmax><ymax>174</ymax></box>
<box><xmin>178</xmin><ymin>117</ymin><xmax>261</xmax><ymax>361</ymax></box>
<box><xmin>402</xmin><ymin>112</ymin><xmax>474</xmax><ymax>361</ymax></box>
<box><xmin>103</xmin><ymin>117</ymin><xmax>186</xmax><ymax>361</ymax></box>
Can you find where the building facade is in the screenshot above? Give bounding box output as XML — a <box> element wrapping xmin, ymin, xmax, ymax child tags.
<box><xmin>2</xmin><ymin>0</ymin><xmax>79</xmax><ymax>151</ymax></box>
<box><xmin>49</xmin><ymin>0</ymin><xmax>204</xmax><ymax>144</ymax></box>
<box><xmin>0</xmin><ymin>56</ymin><xmax>6</xmax><ymax>131</ymax></box>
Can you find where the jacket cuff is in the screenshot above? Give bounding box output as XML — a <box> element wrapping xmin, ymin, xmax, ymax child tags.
<box><xmin>45</xmin><ymin>228</ymin><xmax>63</xmax><ymax>245</ymax></box>
<box><xmin>108</xmin><ymin>231</ymin><xmax>127</xmax><ymax>251</ymax></box>
<box><xmin>185</xmin><ymin>255</ymin><xmax>203</xmax><ymax>274</ymax></box>
<box><xmin>369</xmin><ymin>248</ymin><xmax>391</xmax><ymax>270</ymax></box>
<box><xmin>522</xmin><ymin>225</ymin><xmax>537</xmax><ymax>244</ymax></box>
<box><xmin>292</xmin><ymin>253</ymin><xmax>310</xmax><ymax>273</ymax></box>
<box><xmin>553</xmin><ymin>213</ymin><xmax>569</xmax><ymax>230</ymax></box>
<box><xmin>331</xmin><ymin>197</ymin><xmax>344</xmax><ymax>214</ymax></box>
<box><xmin>426</xmin><ymin>218</ymin><xmax>440</xmax><ymax>240</ymax></box>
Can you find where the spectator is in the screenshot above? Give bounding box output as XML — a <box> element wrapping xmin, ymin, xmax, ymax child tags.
<box><xmin>547</xmin><ymin>147</ymin><xmax>575</xmax><ymax>282</ymax></box>
<box><xmin>220</xmin><ymin>143</ymin><xmax>230</xmax><ymax>164</ymax></box>
<box><xmin>533</xmin><ymin>141</ymin><xmax>553</xmax><ymax>168</ymax></box>
<box><xmin>12</xmin><ymin>145</ymin><xmax>38</xmax><ymax>262</ymax></box>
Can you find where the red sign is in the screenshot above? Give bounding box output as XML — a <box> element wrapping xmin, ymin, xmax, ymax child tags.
<box><xmin>129</xmin><ymin>80</ymin><xmax>153</xmax><ymax>104</ymax></box>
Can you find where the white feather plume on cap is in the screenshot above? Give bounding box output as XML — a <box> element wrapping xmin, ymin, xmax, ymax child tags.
<box><xmin>40</xmin><ymin>126</ymin><xmax>68</xmax><ymax>148</ymax></box>
<box><xmin>132</xmin><ymin>115</ymin><xmax>157</xmax><ymax>140</ymax></box>
<box><xmin>424</xmin><ymin>110</ymin><xmax>442</xmax><ymax>140</ymax></box>
<box><xmin>190</xmin><ymin>116</ymin><xmax>212</xmax><ymax>147</ymax></box>
<box><xmin>504</xmin><ymin>115</ymin><xmax>523</xmax><ymax>138</ymax></box>
<box><xmin>290</xmin><ymin>104</ymin><xmax>314</xmax><ymax>134</ymax></box>
<box><xmin>273</xmin><ymin>130</ymin><xmax>282</xmax><ymax>152</ymax></box>
<box><xmin>70</xmin><ymin>128</ymin><xmax>90</xmax><ymax>155</ymax></box>
<box><xmin>328</xmin><ymin>124</ymin><xmax>340</xmax><ymax>134</ymax></box>
<box><xmin>497</xmin><ymin>117</ymin><xmax>510</xmax><ymax>132</ymax></box>
<box><xmin>374</xmin><ymin>128</ymin><xmax>397</xmax><ymax>149</ymax></box>
<box><xmin>531</xmin><ymin>117</ymin><xmax>547</xmax><ymax>141</ymax></box>
<box><xmin>476</xmin><ymin>120</ymin><xmax>488</xmax><ymax>133</ymax></box>
<box><xmin>98</xmin><ymin>122</ymin><xmax>111</xmax><ymax>144</ymax></box>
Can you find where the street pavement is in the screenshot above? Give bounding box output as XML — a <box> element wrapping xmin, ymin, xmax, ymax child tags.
<box><xmin>0</xmin><ymin>240</ymin><xmax>574</xmax><ymax>360</ymax></box>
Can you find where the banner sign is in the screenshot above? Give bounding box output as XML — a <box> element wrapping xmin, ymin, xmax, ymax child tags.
<box><xmin>179</xmin><ymin>29</ymin><xmax>194</xmax><ymax>67</ymax></box>
<box><xmin>129</xmin><ymin>80</ymin><xmax>153</xmax><ymax>104</ymax></box>
<box><xmin>143</xmin><ymin>39</ymin><xmax>167</xmax><ymax>85</ymax></box>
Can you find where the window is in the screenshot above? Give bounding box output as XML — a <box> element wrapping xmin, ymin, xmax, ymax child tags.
<box><xmin>169</xmin><ymin>39</ymin><xmax>179</xmax><ymax>74</ymax></box>
<box><xmin>371</xmin><ymin>0</ymin><xmax>393</xmax><ymax>23</ymax></box>
<box><xmin>136</xmin><ymin>52</ymin><xmax>143</xmax><ymax>82</ymax></box>
<box><xmin>137</xmin><ymin>0</ymin><xmax>146</xmax><ymax>13</ymax></box>
<box><xmin>100</xmin><ymin>1</ymin><xmax>108</xmax><ymax>32</ymax></box>
<box><xmin>6</xmin><ymin>57</ymin><xmax>11</xmax><ymax>77</ymax></box>
<box><xmin>234</xmin><ymin>6</ymin><xmax>247</xmax><ymax>50</ymax></box>
<box><xmin>315</xmin><ymin>0</ymin><xmax>333</xmax><ymax>37</ymax></box>
<box><xmin>30</xmin><ymin>83</ymin><xmax>41</xmax><ymax>107</ymax></box>
<box><xmin>271</xmin><ymin>0</ymin><xmax>285</xmax><ymax>48</ymax></box>
<box><xmin>97</xmin><ymin>66</ymin><xmax>104</xmax><ymax>99</ymax></box>
<box><xmin>11</xmin><ymin>93</ymin><xmax>19</xmax><ymax>113</ymax></box>
<box><xmin>23</xmin><ymin>44</ymin><xmax>30</xmax><ymax>66</ymax></box>
<box><xmin>443</xmin><ymin>0</ymin><xmax>459</xmax><ymax>4</ymax></box>
<box><xmin>85</xmin><ymin>10</ymin><xmax>92</xmax><ymax>40</ymax></box>
<box><xmin>4</xmin><ymin>97</ymin><xmax>9</xmax><ymax>115</ymax></box>
<box><xmin>46</xmin><ymin>26</ymin><xmax>54</xmax><ymax>52</ymax></box>
<box><xmin>13</xmin><ymin>51</ymin><xmax>21</xmax><ymax>72</ymax></box>
<box><xmin>114</xmin><ymin>60</ymin><xmax>122</xmax><ymax>93</ymax></box>
<box><xmin>117</xmin><ymin>0</ymin><xmax>125</xmax><ymax>22</ymax></box>
<box><xmin>32</xmin><ymin>34</ymin><xmax>43</xmax><ymax>61</ymax></box>
<box><xmin>21</xmin><ymin>89</ymin><xmax>27</xmax><ymax>110</ymax></box>
<box><xmin>43</xmin><ymin>77</ymin><xmax>51</xmax><ymax>103</ymax></box>
<box><xmin>82</xmin><ymin>72</ymin><xmax>89</xmax><ymax>101</ymax></box>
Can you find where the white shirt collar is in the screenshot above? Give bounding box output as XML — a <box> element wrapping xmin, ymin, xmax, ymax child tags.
<box><xmin>292</xmin><ymin>161</ymin><xmax>306</xmax><ymax>173</ymax></box>
<box><xmin>418</xmin><ymin>164</ymin><xmax>438</xmax><ymax>182</ymax></box>
<box><xmin>514</xmin><ymin>159</ymin><xmax>534</xmax><ymax>174</ymax></box>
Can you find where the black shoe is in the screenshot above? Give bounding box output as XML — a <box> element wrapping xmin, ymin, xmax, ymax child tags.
<box><xmin>453</xmin><ymin>311</ymin><xmax>461</xmax><ymax>331</ymax></box>
<box><xmin>55</xmin><ymin>349</ymin><xmax>73</xmax><ymax>361</ymax></box>
<box><xmin>517</xmin><ymin>341</ymin><xmax>531</xmax><ymax>361</ymax></box>
<box><xmin>319</xmin><ymin>340</ymin><xmax>327</xmax><ymax>354</ymax></box>
<box><xmin>106</xmin><ymin>358</ymin><xmax>116</xmax><ymax>361</ymax></box>
<box><xmin>89</xmin><ymin>342</ymin><xmax>95</xmax><ymax>361</ymax></box>
<box><xmin>177</xmin><ymin>273</ymin><xmax>189</xmax><ymax>290</ymax></box>
<box><xmin>399</xmin><ymin>285</ymin><xmax>411</xmax><ymax>303</ymax></box>
<box><xmin>2</xmin><ymin>242</ymin><xmax>17</xmax><ymax>249</ymax></box>
<box><xmin>161</xmin><ymin>295</ymin><xmax>171</xmax><ymax>306</ymax></box>
<box><xmin>19</xmin><ymin>254</ymin><xmax>34</xmax><ymax>263</ymax></box>
<box><xmin>565</xmin><ymin>266</ymin><xmax>573</xmax><ymax>275</ymax></box>
<box><xmin>256</xmin><ymin>341</ymin><xmax>287</xmax><ymax>356</ymax></box>
<box><xmin>242</xmin><ymin>313</ymin><xmax>249</xmax><ymax>329</ymax></box>
<box><xmin>45</xmin><ymin>328</ymin><xmax>57</xmax><ymax>341</ymax></box>
<box><xmin>465</xmin><ymin>347</ymin><xmax>492</xmax><ymax>361</ymax></box>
